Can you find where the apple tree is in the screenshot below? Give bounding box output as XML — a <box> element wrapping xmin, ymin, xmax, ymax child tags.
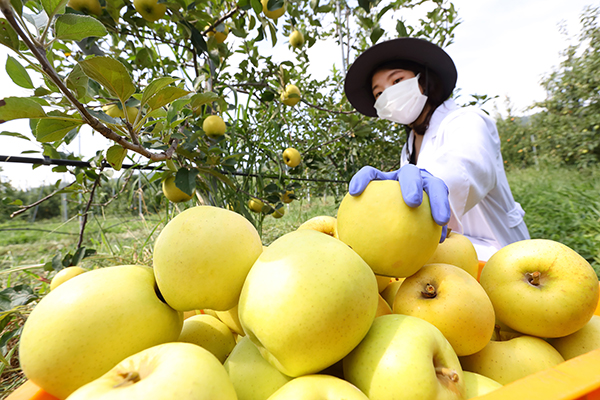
<box><xmin>0</xmin><ymin>0</ymin><xmax>460</xmax><ymax>236</ymax></box>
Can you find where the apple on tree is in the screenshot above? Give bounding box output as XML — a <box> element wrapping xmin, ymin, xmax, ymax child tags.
<box><xmin>66</xmin><ymin>342</ymin><xmax>237</xmax><ymax>400</ymax></box>
<box><xmin>206</xmin><ymin>23</ymin><xmax>229</xmax><ymax>43</ymax></box>
<box><xmin>133</xmin><ymin>0</ymin><xmax>167</xmax><ymax>22</ymax></box>
<box><xmin>282</xmin><ymin>147</ymin><xmax>301</xmax><ymax>167</ymax></box>
<box><xmin>248</xmin><ymin>198</ymin><xmax>264</xmax><ymax>213</ymax></box>
<box><xmin>19</xmin><ymin>265</ymin><xmax>183</xmax><ymax>399</ymax></box>
<box><xmin>344</xmin><ymin>314</ymin><xmax>466</xmax><ymax>400</ymax></box>
<box><xmin>479</xmin><ymin>239</ymin><xmax>599</xmax><ymax>338</ymax></box>
<box><xmin>238</xmin><ymin>229</ymin><xmax>379</xmax><ymax>377</ymax></box>
<box><xmin>289</xmin><ymin>29</ymin><xmax>304</xmax><ymax>49</ymax></box>
<box><xmin>280</xmin><ymin>84</ymin><xmax>301</xmax><ymax>107</ymax></box>
<box><xmin>67</xmin><ymin>0</ymin><xmax>102</xmax><ymax>16</ymax></box>
<box><xmin>203</xmin><ymin>115</ymin><xmax>227</xmax><ymax>138</ymax></box>
<box><xmin>261</xmin><ymin>0</ymin><xmax>285</xmax><ymax>19</ymax></box>
<box><xmin>393</xmin><ymin>263</ymin><xmax>496</xmax><ymax>356</ymax></box>
<box><xmin>271</xmin><ymin>205</ymin><xmax>285</xmax><ymax>218</ymax></box>
<box><xmin>161</xmin><ymin>176</ymin><xmax>194</xmax><ymax>203</ymax></box>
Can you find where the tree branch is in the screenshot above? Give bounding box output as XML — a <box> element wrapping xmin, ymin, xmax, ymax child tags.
<box><xmin>77</xmin><ymin>164</ymin><xmax>104</xmax><ymax>248</ymax></box>
<box><xmin>10</xmin><ymin>181</ymin><xmax>77</xmax><ymax>218</ymax></box>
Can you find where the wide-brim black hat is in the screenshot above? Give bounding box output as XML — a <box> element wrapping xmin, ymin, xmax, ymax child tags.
<box><xmin>344</xmin><ymin>37</ymin><xmax>458</xmax><ymax>117</ymax></box>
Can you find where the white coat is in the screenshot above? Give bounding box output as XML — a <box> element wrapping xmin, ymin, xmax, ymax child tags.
<box><xmin>400</xmin><ymin>99</ymin><xmax>530</xmax><ymax>261</ymax></box>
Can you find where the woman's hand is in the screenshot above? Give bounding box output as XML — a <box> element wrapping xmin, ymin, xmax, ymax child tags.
<box><xmin>349</xmin><ymin>164</ymin><xmax>451</xmax><ymax>242</ymax></box>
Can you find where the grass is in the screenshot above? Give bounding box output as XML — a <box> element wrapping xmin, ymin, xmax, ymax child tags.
<box><xmin>1</xmin><ymin>165</ymin><xmax>599</xmax><ymax>396</ymax></box>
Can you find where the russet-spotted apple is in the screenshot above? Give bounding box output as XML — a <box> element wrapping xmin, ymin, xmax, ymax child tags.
<box><xmin>344</xmin><ymin>314</ymin><xmax>466</xmax><ymax>400</ymax></box>
<box><xmin>19</xmin><ymin>265</ymin><xmax>182</xmax><ymax>399</ymax></box>
<box><xmin>238</xmin><ymin>229</ymin><xmax>378</xmax><ymax>377</ymax></box>
<box><xmin>480</xmin><ymin>239</ymin><xmax>599</xmax><ymax>338</ymax></box>
<box><xmin>337</xmin><ymin>180</ymin><xmax>441</xmax><ymax>277</ymax></box>
<box><xmin>66</xmin><ymin>342</ymin><xmax>237</xmax><ymax>400</ymax></box>
<box><xmin>547</xmin><ymin>315</ymin><xmax>600</xmax><ymax>360</ymax></box>
<box><xmin>393</xmin><ymin>263</ymin><xmax>496</xmax><ymax>356</ymax></box>
<box><xmin>153</xmin><ymin>206</ymin><xmax>263</xmax><ymax>311</ymax></box>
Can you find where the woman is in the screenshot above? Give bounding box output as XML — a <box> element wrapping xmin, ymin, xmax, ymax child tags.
<box><xmin>344</xmin><ymin>37</ymin><xmax>530</xmax><ymax>261</ymax></box>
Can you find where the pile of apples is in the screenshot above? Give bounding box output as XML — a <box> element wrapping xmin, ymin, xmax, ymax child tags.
<box><xmin>16</xmin><ymin>181</ymin><xmax>600</xmax><ymax>400</ymax></box>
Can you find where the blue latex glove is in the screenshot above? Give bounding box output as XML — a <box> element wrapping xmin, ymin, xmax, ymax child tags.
<box><xmin>348</xmin><ymin>165</ymin><xmax>451</xmax><ymax>242</ymax></box>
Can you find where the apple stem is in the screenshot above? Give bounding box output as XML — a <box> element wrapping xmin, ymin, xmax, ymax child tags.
<box><xmin>114</xmin><ymin>371</ymin><xmax>141</xmax><ymax>388</ymax></box>
<box><xmin>421</xmin><ymin>283</ymin><xmax>437</xmax><ymax>298</ymax></box>
<box><xmin>435</xmin><ymin>367</ymin><xmax>459</xmax><ymax>382</ymax></box>
<box><xmin>526</xmin><ymin>271</ymin><xmax>541</xmax><ymax>286</ymax></box>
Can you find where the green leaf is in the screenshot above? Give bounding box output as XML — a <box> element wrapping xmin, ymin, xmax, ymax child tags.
<box><xmin>55</xmin><ymin>14</ymin><xmax>108</xmax><ymax>41</ymax></box>
<box><xmin>41</xmin><ymin>0</ymin><xmax>68</xmax><ymax>18</ymax></box>
<box><xmin>174</xmin><ymin>167</ymin><xmax>198</xmax><ymax>196</ymax></box>
<box><xmin>66</xmin><ymin>64</ymin><xmax>89</xmax><ymax>101</ymax></box>
<box><xmin>78</xmin><ymin>57</ymin><xmax>135</xmax><ymax>102</ymax></box>
<box><xmin>250</xmin><ymin>0</ymin><xmax>262</xmax><ymax>15</ymax></box>
<box><xmin>197</xmin><ymin>167</ymin><xmax>236</xmax><ymax>189</ymax></box>
<box><xmin>0</xmin><ymin>19</ymin><xmax>19</xmax><ymax>51</ymax></box>
<box><xmin>146</xmin><ymin>87</ymin><xmax>190</xmax><ymax>111</ymax></box>
<box><xmin>35</xmin><ymin>118</ymin><xmax>83</xmax><ymax>142</ymax></box>
<box><xmin>396</xmin><ymin>20</ymin><xmax>408</xmax><ymax>37</ymax></box>
<box><xmin>5</xmin><ymin>55</ymin><xmax>34</xmax><ymax>89</ymax></box>
<box><xmin>106</xmin><ymin>145</ymin><xmax>127</xmax><ymax>170</ymax></box>
<box><xmin>370</xmin><ymin>26</ymin><xmax>384</xmax><ymax>44</ymax></box>
<box><xmin>0</xmin><ymin>285</ymin><xmax>38</xmax><ymax>312</ymax></box>
<box><xmin>0</xmin><ymin>97</ymin><xmax>47</xmax><ymax>123</ymax></box>
<box><xmin>1</xmin><ymin>131</ymin><xmax>30</xmax><ymax>140</ymax></box>
<box><xmin>141</xmin><ymin>77</ymin><xmax>177</xmax><ymax>106</ymax></box>
<box><xmin>190</xmin><ymin>92</ymin><xmax>219</xmax><ymax>110</ymax></box>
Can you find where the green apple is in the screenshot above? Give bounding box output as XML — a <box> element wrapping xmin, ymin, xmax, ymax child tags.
<box><xmin>459</xmin><ymin>332</ymin><xmax>565</xmax><ymax>385</ymax></box>
<box><xmin>547</xmin><ymin>315</ymin><xmax>600</xmax><ymax>360</ymax></box>
<box><xmin>224</xmin><ymin>336</ymin><xmax>293</xmax><ymax>400</ymax></box>
<box><xmin>344</xmin><ymin>314</ymin><xmax>466</xmax><ymax>400</ymax></box>
<box><xmin>203</xmin><ymin>115</ymin><xmax>227</xmax><ymax>138</ymax></box>
<box><xmin>425</xmin><ymin>231</ymin><xmax>479</xmax><ymax>279</ymax></box>
<box><xmin>280</xmin><ymin>85</ymin><xmax>301</xmax><ymax>107</ymax></box>
<box><xmin>337</xmin><ymin>180</ymin><xmax>441</xmax><ymax>277</ymax></box>
<box><xmin>393</xmin><ymin>263</ymin><xmax>496</xmax><ymax>356</ymax></box>
<box><xmin>215</xmin><ymin>305</ymin><xmax>245</xmax><ymax>336</ymax></box>
<box><xmin>66</xmin><ymin>342</ymin><xmax>237</xmax><ymax>400</ymax></box>
<box><xmin>162</xmin><ymin>176</ymin><xmax>194</xmax><ymax>203</ymax></box>
<box><xmin>19</xmin><ymin>265</ymin><xmax>183</xmax><ymax>399</ymax></box>
<box><xmin>238</xmin><ymin>229</ymin><xmax>378</xmax><ymax>377</ymax></box>
<box><xmin>261</xmin><ymin>0</ymin><xmax>285</xmax><ymax>19</ymax></box>
<box><xmin>282</xmin><ymin>147</ymin><xmax>301</xmax><ymax>167</ymax></box>
<box><xmin>296</xmin><ymin>215</ymin><xmax>337</xmax><ymax>238</ymax></box>
<box><xmin>463</xmin><ymin>371</ymin><xmax>502</xmax><ymax>399</ymax></box>
<box><xmin>480</xmin><ymin>239</ymin><xmax>599</xmax><ymax>338</ymax></box>
<box><xmin>133</xmin><ymin>0</ymin><xmax>166</xmax><ymax>22</ymax></box>
<box><xmin>153</xmin><ymin>206</ymin><xmax>263</xmax><ymax>311</ymax></box>
<box><xmin>289</xmin><ymin>29</ymin><xmax>304</xmax><ymax>49</ymax></box>
<box><xmin>268</xmin><ymin>375</ymin><xmax>369</xmax><ymax>400</ymax></box>
<box><xmin>67</xmin><ymin>0</ymin><xmax>102</xmax><ymax>15</ymax></box>
<box><xmin>178</xmin><ymin>314</ymin><xmax>236</xmax><ymax>363</ymax></box>
<box><xmin>50</xmin><ymin>266</ymin><xmax>86</xmax><ymax>291</ymax></box>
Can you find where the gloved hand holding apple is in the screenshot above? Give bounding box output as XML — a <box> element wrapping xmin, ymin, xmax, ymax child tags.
<box><xmin>349</xmin><ymin>164</ymin><xmax>450</xmax><ymax>242</ymax></box>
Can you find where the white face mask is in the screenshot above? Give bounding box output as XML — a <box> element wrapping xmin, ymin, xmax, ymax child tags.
<box><xmin>373</xmin><ymin>74</ymin><xmax>428</xmax><ymax>125</ymax></box>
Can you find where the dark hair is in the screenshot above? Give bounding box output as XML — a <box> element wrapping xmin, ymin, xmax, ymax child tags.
<box><xmin>373</xmin><ymin>60</ymin><xmax>446</xmax><ymax>135</ymax></box>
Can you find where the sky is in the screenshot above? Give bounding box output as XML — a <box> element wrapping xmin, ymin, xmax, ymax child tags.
<box><xmin>0</xmin><ymin>0</ymin><xmax>595</xmax><ymax>189</ymax></box>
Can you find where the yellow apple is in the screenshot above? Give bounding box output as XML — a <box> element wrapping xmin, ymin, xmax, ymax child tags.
<box><xmin>289</xmin><ymin>29</ymin><xmax>304</xmax><ymax>49</ymax></box>
<box><xmin>248</xmin><ymin>198</ymin><xmax>264</xmax><ymax>213</ymax></box>
<box><xmin>133</xmin><ymin>0</ymin><xmax>166</xmax><ymax>22</ymax></box>
<box><xmin>206</xmin><ymin>24</ymin><xmax>229</xmax><ymax>43</ymax></box>
<box><xmin>153</xmin><ymin>205</ymin><xmax>263</xmax><ymax>311</ymax></box>
<box><xmin>375</xmin><ymin>274</ymin><xmax>392</xmax><ymax>292</ymax></box>
<box><xmin>178</xmin><ymin>314</ymin><xmax>237</xmax><ymax>363</ymax></box>
<box><xmin>344</xmin><ymin>314</ymin><xmax>466</xmax><ymax>400</ymax></box>
<box><xmin>238</xmin><ymin>229</ymin><xmax>378</xmax><ymax>377</ymax></box>
<box><xmin>271</xmin><ymin>205</ymin><xmax>285</xmax><ymax>218</ymax></box>
<box><xmin>282</xmin><ymin>147</ymin><xmax>301</xmax><ymax>167</ymax></box>
<box><xmin>203</xmin><ymin>115</ymin><xmax>227</xmax><ymax>138</ymax></box>
<box><xmin>375</xmin><ymin>293</ymin><xmax>392</xmax><ymax>317</ymax></box>
<box><xmin>380</xmin><ymin>277</ymin><xmax>404</xmax><ymax>307</ymax></box>
<box><xmin>459</xmin><ymin>332</ymin><xmax>565</xmax><ymax>385</ymax></box>
<box><xmin>224</xmin><ymin>336</ymin><xmax>293</xmax><ymax>400</ymax></box>
<box><xmin>393</xmin><ymin>263</ymin><xmax>496</xmax><ymax>356</ymax></box>
<box><xmin>337</xmin><ymin>180</ymin><xmax>441</xmax><ymax>277</ymax></box>
<box><xmin>102</xmin><ymin>104</ymin><xmax>138</xmax><ymax>123</ymax></box>
<box><xmin>463</xmin><ymin>371</ymin><xmax>503</xmax><ymax>399</ymax></box>
<box><xmin>261</xmin><ymin>0</ymin><xmax>285</xmax><ymax>19</ymax></box>
<box><xmin>162</xmin><ymin>176</ymin><xmax>194</xmax><ymax>203</ymax></box>
<box><xmin>50</xmin><ymin>266</ymin><xmax>86</xmax><ymax>291</ymax></box>
<box><xmin>215</xmin><ymin>304</ymin><xmax>245</xmax><ymax>336</ymax></box>
<box><xmin>296</xmin><ymin>215</ymin><xmax>337</xmax><ymax>238</ymax></box>
<box><xmin>268</xmin><ymin>375</ymin><xmax>370</xmax><ymax>400</ymax></box>
<box><xmin>281</xmin><ymin>190</ymin><xmax>295</xmax><ymax>204</ymax></box>
<box><xmin>425</xmin><ymin>231</ymin><xmax>479</xmax><ymax>279</ymax></box>
<box><xmin>66</xmin><ymin>342</ymin><xmax>237</xmax><ymax>400</ymax></box>
<box><xmin>183</xmin><ymin>310</ymin><xmax>199</xmax><ymax>319</ymax></box>
<box><xmin>280</xmin><ymin>84</ymin><xmax>301</xmax><ymax>106</ymax></box>
<box><xmin>67</xmin><ymin>0</ymin><xmax>102</xmax><ymax>16</ymax></box>
<box><xmin>19</xmin><ymin>265</ymin><xmax>183</xmax><ymax>399</ymax></box>
<box><xmin>480</xmin><ymin>239</ymin><xmax>599</xmax><ymax>338</ymax></box>
<box><xmin>547</xmin><ymin>315</ymin><xmax>600</xmax><ymax>360</ymax></box>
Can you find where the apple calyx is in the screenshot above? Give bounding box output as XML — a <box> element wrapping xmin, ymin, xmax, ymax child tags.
<box><xmin>114</xmin><ymin>371</ymin><xmax>141</xmax><ymax>388</ymax></box>
<box><xmin>525</xmin><ymin>271</ymin><xmax>541</xmax><ymax>286</ymax></box>
<box><xmin>421</xmin><ymin>283</ymin><xmax>437</xmax><ymax>298</ymax></box>
<box><xmin>435</xmin><ymin>367</ymin><xmax>460</xmax><ymax>383</ymax></box>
